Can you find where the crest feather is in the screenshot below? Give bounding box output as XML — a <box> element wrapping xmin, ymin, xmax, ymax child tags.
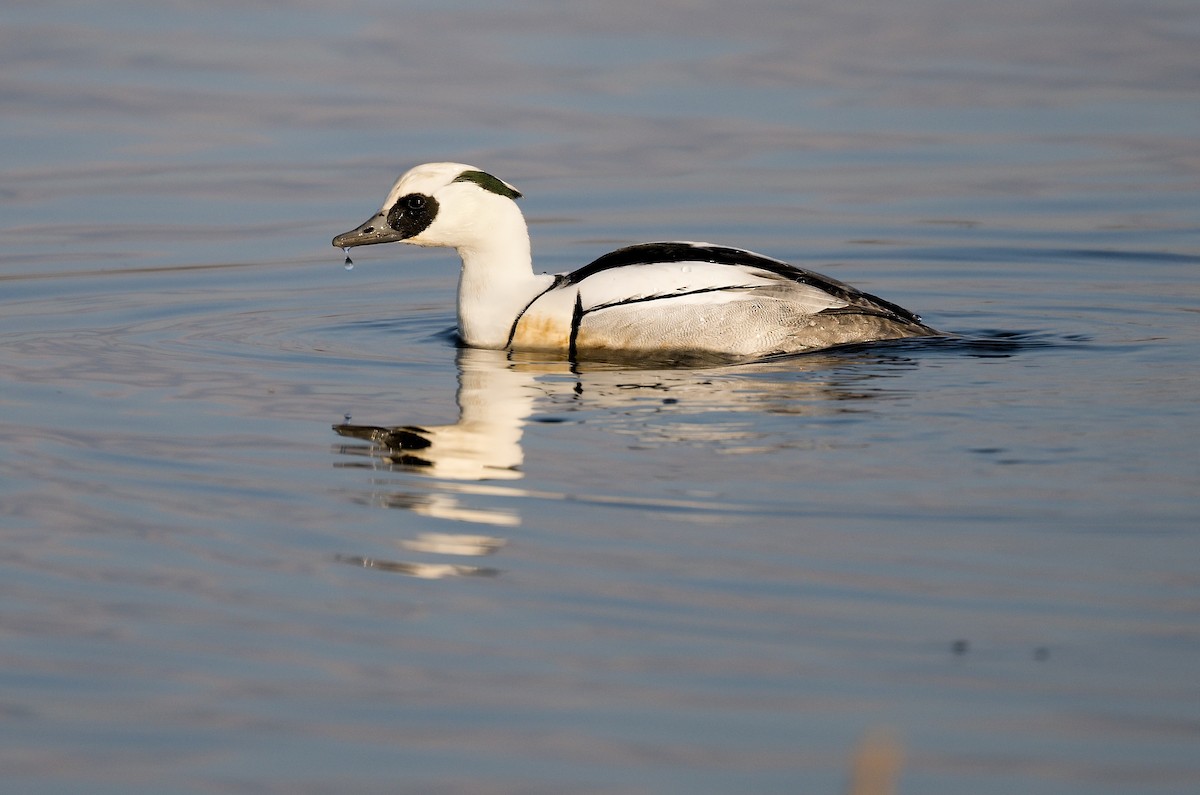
<box><xmin>453</xmin><ymin>169</ymin><xmax>522</xmax><ymax>200</ymax></box>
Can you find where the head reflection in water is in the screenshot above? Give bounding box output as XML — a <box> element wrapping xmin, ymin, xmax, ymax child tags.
<box><xmin>331</xmin><ymin>345</ymin><xmax>920</xmax><ymax>577</ymax></box>
<box><xmin>336</xmin><ymin>348</ymin><xmax>534</xmax><ymax>483</ymax></box>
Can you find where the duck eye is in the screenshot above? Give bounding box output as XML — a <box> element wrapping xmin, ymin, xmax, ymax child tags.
<box><xmin>386</xmin><ymin>192</ymin><xmax>439</xmax><ymax>239</ymax></box>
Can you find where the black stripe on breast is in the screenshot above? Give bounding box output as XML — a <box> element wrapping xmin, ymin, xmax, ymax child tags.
<box><xmin>567</xmin><ymin>291</ymin><xmax>584</xmax><ymax>360</ymax></box>
<box><xmin>505</xmin><ymin>275</ymin><xmax>569</xmax><ymax>348</ymax></box>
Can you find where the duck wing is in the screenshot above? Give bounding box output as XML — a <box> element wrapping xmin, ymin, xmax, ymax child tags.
<box><xmin>570</xmin><ymin>242</ymin><xmax>925</xmax><ymax>322</ymax></box>
<box><xmin>508</xmin><ymin>242</ymin><xmax>933</xmax><ymax>356</ymax></box>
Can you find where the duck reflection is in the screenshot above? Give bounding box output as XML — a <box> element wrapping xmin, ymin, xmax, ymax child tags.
<box><xmin>333</xmin><ymin>344</ymin><xmax>921</xmax><ymax>577</ymax></box>
<box><xmin>335</xmin><ymin>347</ymin><xmax>533</xmax><ymax>481</ymax></box>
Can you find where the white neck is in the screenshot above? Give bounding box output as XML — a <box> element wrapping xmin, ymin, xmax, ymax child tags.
<box><xmin>452</xmin><ymin>203</ymin><xmax>553</xmax><ymax>349</ymax></box>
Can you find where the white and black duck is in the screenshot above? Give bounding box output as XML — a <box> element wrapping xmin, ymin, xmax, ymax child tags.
<box><xmin>333</xmin><ymin>162</ymin><xmax>940</xmax><ymax>359</ymax></box>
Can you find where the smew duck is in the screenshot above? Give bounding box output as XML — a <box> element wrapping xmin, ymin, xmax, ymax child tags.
<box><xmin>332</xmin><ymin>162</ymin><xmax>939</xmax><ymax>358</ymax></box>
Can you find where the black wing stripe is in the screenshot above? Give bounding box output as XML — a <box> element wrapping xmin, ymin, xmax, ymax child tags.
<box><xmin>562</xmin><ymin>242</ymin><xmax>923</xmax><ymax>325</ymax></box>
<box><xmin>585</xmin><ymin>284</ymin><xmax>757</xmax><ymax>313</ymax></box>
<box><xmin>561</xmin><ymin>242</ymin><xmax>793</xmax><ymax>285</ymax></box>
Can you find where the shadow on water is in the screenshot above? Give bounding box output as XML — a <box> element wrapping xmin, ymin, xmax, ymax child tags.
<box><xmin>328</xmin><ymin>330</ymin><xmax>1078</xmax><ymax>579</ymax></box>
<box><xmin>834</xmin><ymin>329</ymin><xmax>1093</xmax><ymax>360</ymax></box>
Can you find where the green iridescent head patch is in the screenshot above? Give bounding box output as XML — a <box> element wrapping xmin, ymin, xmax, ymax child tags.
<box><xmin>452</xmin><ymin>169</ymin><xmax>522</xmax><ymax>200</ymax></box>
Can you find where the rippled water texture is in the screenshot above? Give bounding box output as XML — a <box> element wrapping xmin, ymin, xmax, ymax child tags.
<box><xmin>2</xmin><ymin>2</ymin><xmax>1199</xmax><ymax>793</ymax></box>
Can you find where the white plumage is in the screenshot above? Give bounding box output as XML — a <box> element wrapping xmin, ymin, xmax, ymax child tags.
<box><xmin>333</xmin><ymin>162</ymin><xmax>939</xmax><ymax>359</ymax></box>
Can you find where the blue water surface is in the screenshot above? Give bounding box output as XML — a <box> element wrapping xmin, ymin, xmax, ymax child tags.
<box><xmin>2</xmin><ymin>1</ymin><xmax>1198</xmax><ymax>793</ymax></box>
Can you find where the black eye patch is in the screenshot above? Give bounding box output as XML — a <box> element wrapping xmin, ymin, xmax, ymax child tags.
<box><xmin>386</xmin><ymin>193</ymin><xmax>439</xmax><ymax>239</ymax></box>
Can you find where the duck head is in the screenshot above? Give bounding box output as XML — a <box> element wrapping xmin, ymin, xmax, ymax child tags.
<box><xmin>332</xmin><ymin>162</ymin><xmax>523</xmax><ymax>252</ymax></box>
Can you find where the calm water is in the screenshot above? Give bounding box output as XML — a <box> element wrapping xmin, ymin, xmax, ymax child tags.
<box><xmin>2</xmin><ymin>1</ymin><xmax>1199</xmax><ymax>793</ymax></box>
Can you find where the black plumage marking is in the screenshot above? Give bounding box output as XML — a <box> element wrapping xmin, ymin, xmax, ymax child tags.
<box><xmin>453</xmin><ymin>170</ymin><xmax>522</xmax><ymax>200</ymax></box>
<box><xmin>505</xmin><ymin>277</ymin><xmax>567</xmax><ymax>348</ymax></box>
<box><xmin>562</xmin><ymin>242</ymin><xmax>923</xmax><ymax>324</ymax></box>
<box><xmin>386</xmin><ymin>193</ymin><xmax>439</xmax><ymax>240</ymax></box>
<box><xmin>503</xmin><ymin>242</ymin><xmax>932</xmax><ymax>352</ymax></box>
<box><xmin>567</xmin><ymin>291</ymin><xmax>584</xmax><ymax>360</ymax></box>
<box><xmin>586</xmin><ymin>284</ymin><xmax>755</xmax><ymax>313</ymax></box>
<box><xmin>561</xmin><ymin>242</ymin><xmax>791</xmax><ymax>285</ymax></box>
